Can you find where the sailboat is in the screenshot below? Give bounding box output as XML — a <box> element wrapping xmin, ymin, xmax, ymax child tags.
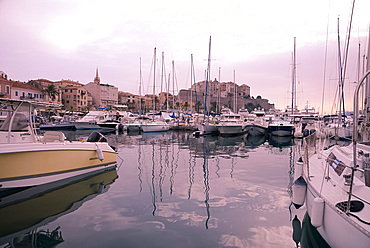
<box><xmin>127</xmin><ymin>57</ymin><xmax>144</xmax><ymax>133</ymax></box>
<box><xmin>293</xmin><ymin>24</ymin><xmax>370</xmax><ymax>247</ymax></box>
<box><xmin>141</xmin><ymin>48</ymin><xmax>169</xmax><ymax>133</ymax></box>
<box><xmin>268</xmin><ymin>37</ymin><xmax>297</xmax><ymax>137</ymax></box>
<box><xmin>323</xmin><ymin>18</ymin><xmax>353</xmax><ymax>141</ymax></box>
<box><xmin>197</xmin><ymin>36</ymin><xmax>218</xmax><ymax>135</ymax></box>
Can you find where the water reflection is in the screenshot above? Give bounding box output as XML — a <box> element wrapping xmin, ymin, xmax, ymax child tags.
<box><xmin>29</xmin><ymin>130</ymin><xmax>329</xmax><ymax>247</ymax></box>
<box><xmin>268</xmin><ymin>135</ymin><xmax>294</xmax><ymax>148</ymax></box>
<box><xmin>243</xmin><ymin>134</ymin><xmax>267</xmax><ymax>148</ymax></box>
<box><xmin>0</xmin><ymin>168</ymin><xmax>118</xmax><ymax>247</ymax></box>
<box><xmin>202</xmin><ymin>141</ymin><xmax>211</xmax><ymax>229</ymax></box>
<box><xmin>291</xmin><ymin>213</ymin><xmax>330</xmax><ymax>248</ymax></box>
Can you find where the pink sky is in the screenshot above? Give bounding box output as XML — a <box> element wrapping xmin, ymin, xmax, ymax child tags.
<box><xmin>0</xmin><ymin>0</ymin><xmax>369</xmax><ymax>113</ymax></box>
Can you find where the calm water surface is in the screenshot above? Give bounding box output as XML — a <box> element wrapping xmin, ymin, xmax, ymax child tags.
<box><xmin>1</xmin><ymin>131</ymin><xmax>324</xmax><ymax>248</ymax></box>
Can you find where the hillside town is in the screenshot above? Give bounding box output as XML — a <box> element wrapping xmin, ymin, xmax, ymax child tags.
<box><xmin>0</xmin><ymin>69</ymin><xmax>274</xmax><ymax>114</ymax></box>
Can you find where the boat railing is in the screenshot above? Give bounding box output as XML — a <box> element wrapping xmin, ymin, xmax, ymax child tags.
<box><xmin>302</xmin><ymin>132</ymin><xmax>317</xmax><ymax>179</ymax></box>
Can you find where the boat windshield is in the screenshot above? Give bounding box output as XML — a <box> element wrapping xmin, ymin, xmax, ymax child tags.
<box><xmin>0</xmin><ymin>112</ymin><xmax>29</xmax><ymax>131</ymax></box>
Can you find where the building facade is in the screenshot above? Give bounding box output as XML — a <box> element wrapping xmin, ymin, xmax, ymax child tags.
<box><xmin>11</xmin><ymin>81</ymin><xmax>43</xmax><ymax>101</ymax></box>
<box><xmin>0</xmin><ymin>72</ymin><xmax>11</xmax><ymax>99</ymax></box>
<box><xmin>61</xmin><ymin>85</ymin><xmax>90</xmax><ymax>111</ymax></box>
<box><xmin>83</xmin><ymin>69</ymin><xmax>118</xmax><ymax>108</ymax></box>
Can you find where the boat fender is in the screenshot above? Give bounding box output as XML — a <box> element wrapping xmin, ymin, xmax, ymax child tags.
<box><xmin>96</xmin><ymin>145</ymin><xmax>104</xmax><ymax>162</ymax></box>
<box><xmin>303</xmin><ymin>129</ymin><xmax>309</xmax><ymax>137</ymax></box>
<box><xmin>295</xmin><ymin>159</ymin><xmax>303</xmax><ymax>178</ymax></box>
<box><xmin>292</xmin><ymin>215</ymin><xmax>302</xmax><ymax>246</ymax></box>
<box><xmin>311</xmin><ymin>197</ymin><xmax>324</xmax><ymax>227</ymax></box>
<box><xmin>292</xmin><ymin>176</ymin><xmax>307</xmax><ymax>209</ymax></box>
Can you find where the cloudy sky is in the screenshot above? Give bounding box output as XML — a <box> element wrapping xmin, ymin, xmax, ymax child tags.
<box><xmin>0</xmin><ymin>0</ymin><xmax>369</xmax><ymax>113</ymax></box>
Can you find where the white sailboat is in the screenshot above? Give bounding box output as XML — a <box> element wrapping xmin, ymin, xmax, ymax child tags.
<box><xmin>197</xmin><ymin>36</ymin><xmax>218</xmax><ymax>135</ymax></box>
<box><xmin>141</xmin><ymin>48</ymin><xmax>169</xmax><ymax>133</ymax></box>
<box><xmin>292</xmin><ymin>24</ymin><xmax>370</xmax><ymax>247</ymax></box>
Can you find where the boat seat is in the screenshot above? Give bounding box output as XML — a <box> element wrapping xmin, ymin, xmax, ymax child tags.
<box><xmin>43</xmin><ymin>131</ymin><xmax>66</xmax><ymax>142</ymax></box>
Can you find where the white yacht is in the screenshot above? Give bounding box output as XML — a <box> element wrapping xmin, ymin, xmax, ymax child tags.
<box><xmin>216</xmin><ymin>112</ymin><xmax>245</xmax><ymax>136</ymax></box>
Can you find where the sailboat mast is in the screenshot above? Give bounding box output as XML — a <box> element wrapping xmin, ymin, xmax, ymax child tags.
<box><xmin>234</xmin><ymin>70</ymin><xmax>237</xmax><ymax>113</ymax></box>
<box><xmin>218</xmin><ymin>67</ymin><xmax>221</xmax><ymax>114</ymax></box>
<box><xmin>190</xmin><ymin>54</ymin><xmax>193</xmax><ymax>112</ymax></box>
<box><xmin>204</xmin><ymin>36</ymin><xmax>211</xmax><ymax>115</ymax></box>
<box><xmin>192</xmin><ymin>56</ymin><xmax>198</xmax><ymax>113</ymax></box>
<box><xmin>153</xmin><ymin>47</ymin><xmax>156</xmax><ymax>114</ymax></box>
<box><xmin>172</xmin><ymin>60</ymin><xmax>175</xmax><ymax>110</ymax></box>
<box><xmin>139</xmin><ymin>57</ymin><xmax>142</xmax><ymax>115</ymax></box>
<box><xmin>337</xmin><ymin>18</ymin><xmax>344</xmax><ymax>122</ymax></box>
<box><xmin>291</xmin><ymin>37</ymin><xmax>296</xmax><ymax>115</ymax></box>
<box><xmin>167</xmin><ymin>73</ymin><xmax>170</xmax><ymax>111</ymax></box>
<box><xmin>365</xmin><ymin>25</ymin><xmax>370</xmax><ymax>125</ymax></box>
<box><xmin>160</xmin><ymin>51</ymin><xmax>165</xmax><ymax>111</ymax></box>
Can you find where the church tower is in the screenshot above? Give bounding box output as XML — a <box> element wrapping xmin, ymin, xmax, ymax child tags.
<box><xmin>94</xmin><ymin>68</ymin><xmax>100</xmax><ymax>84</ymax></box>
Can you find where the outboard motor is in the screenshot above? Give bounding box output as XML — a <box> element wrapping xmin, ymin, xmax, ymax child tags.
<box><xmin>87</xmin><ymin>131</ymin><xmax>107</xmax><ymax>143</ymax></box>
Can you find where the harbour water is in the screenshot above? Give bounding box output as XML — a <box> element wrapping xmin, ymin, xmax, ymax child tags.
<box><xmin>0</xmin><ymin>131</ymin><xmax>329</xmax><ymax>248</ymax></box>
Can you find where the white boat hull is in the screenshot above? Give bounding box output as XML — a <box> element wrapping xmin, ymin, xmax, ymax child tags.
<box><xmin>141</xmin><ymin>123</ymin><xmax>169</xmax><ymax>133</ymax></box>
<box><xmin>217</xmin><ymin>125</ymin><xmax>244</xmax><ymax>136</ymax></box>
<box><xmin>302</xmin><ymin>143</ymin><xmax>370</xmax><ymax>247</ymax></box>
<box><xmin>305</xmin><ymin>181</ymin><xmax>370</xmax><ymax>247</ymax></box>
<box><xmin>197</xmin><ymin>123</ymin><xmax>218</xmax><ymax>134</ymax></box>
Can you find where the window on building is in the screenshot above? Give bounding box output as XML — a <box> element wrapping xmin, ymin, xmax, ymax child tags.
<box><xmin>15</xmin><ymin>91</ymin><xmax>18</xmax><ymax>96</ymax></box>
<box><xmin>6</xmin><ymin>86</ymin><xmax>9</xmax><ymax>94</ymax></box>
<box><xmin>66</xmin><ymin>100</ymin><xmax>69</xmax><ymax>103</ymax></box>
<box><xmin>70</xmin><ymin>89</ymin><xmax>72</xmax><ymax>93</ymax></box>
<box><xmin>22</xmin><ymin>92</ymin><xmax>25</xmax><ymax>98</ymax></box>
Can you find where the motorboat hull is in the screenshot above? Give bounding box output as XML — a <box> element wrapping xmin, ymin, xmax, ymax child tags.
<box><xmin>0</xmin><ymin>142</ymin><xmax>117</xmax><ymax>190</ymax></box>
<box><xmin>141</xmin><ymin>123</ymin><xmax>169</xmax><ymax>133</ymax></box>
<box><xmin>244</xmin><ymin>124</ymin><xmax>268</xmax><ymax>136</ymax></box>
<box><xmin>197</xmin><ymin>123</ymin><xmax>218</xmax><ymax>135</ymax></box>
<box><xmin>73</xmin><ymin>121</ymin><xmax>101</xmax><ymax>130</ymax></box>
<box><xmin>217</xmin><ymin>125</ymin><xmax>244</xmax><ymax>136</ymax></box>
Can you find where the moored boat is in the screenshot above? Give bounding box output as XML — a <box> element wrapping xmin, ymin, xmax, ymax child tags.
<box><xmin>0</xmin><ymin>99</ymin><xmax>117</xmax><ymax>192</ymax></box>
<box><xmin>293</xmin><ymin>69</ymin><xmax>370</xmax><ymax>247</ymax></box>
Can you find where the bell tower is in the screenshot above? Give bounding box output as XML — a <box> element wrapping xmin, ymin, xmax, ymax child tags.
<box><xmin>94</xmin><ymin>68</ymin><xmax>100</xmax><ymax>84</ymax></box>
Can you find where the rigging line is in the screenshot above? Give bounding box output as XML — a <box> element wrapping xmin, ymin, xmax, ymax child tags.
<box><xmin>321</xmin><ymin>0</ymin><xmax>331</xmax><ymax>115</ymax></box>
<box><xmin>341</xmin><ymin>0</ymin><xmax>356</xmax><ymax>115</ymax></box>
